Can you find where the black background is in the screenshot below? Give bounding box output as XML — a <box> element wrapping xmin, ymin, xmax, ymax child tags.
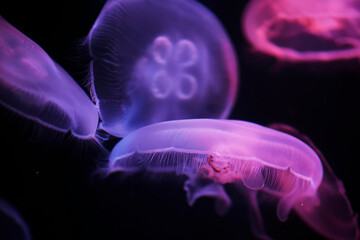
<box><xmin>0</xmin><ymin>0</ymin><xmax>359</xmax><ymax>239</ymax></box>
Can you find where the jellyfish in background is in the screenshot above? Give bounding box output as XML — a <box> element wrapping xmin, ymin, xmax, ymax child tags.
<box><xmin>242</xmin><ymin>0</ymin><xmax>360</xmax><ymax>61</ymax></box>
<box><xmin>87</xmin><ymin>0</ymin><xmax>238</xmax><ymax>137</ymax></box>
<box><xmin>0</xmin><ymin>198</ymin><xmax>31</xmax><ymax>240</ymax></box>
<box><xmin>108</xmin><ymin>119</ymin><xmax>359</xmax><ymax>240</ymax></box>
<box><xmin>0</xmin><ymin>17</ymin><xmax>98</xmax><ymax>139</ymax></box>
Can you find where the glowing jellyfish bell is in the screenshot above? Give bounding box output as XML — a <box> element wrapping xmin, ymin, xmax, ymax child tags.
<box><xmin>109</xmin><ymin>119</ymin><xmax>359</xmax><ymax>240</ymax></box>
<box><xmin>87</xmin><ymin>0</ymin><xmax>238</xmax><ymax>137</ymax></box>
<box><xmin>0</xmin><ymin>17</ymin><xmax>98</xmax><ymax>139</ymax></box>
<box><xmin>242</xmin><ymin>0</ymin><xmax>360</xmax><ymax>61</ymax></box>
<box><xmin>0</xmin><ymin>198</ymin><xmax>31</xmax><ymax>240</ymax></box>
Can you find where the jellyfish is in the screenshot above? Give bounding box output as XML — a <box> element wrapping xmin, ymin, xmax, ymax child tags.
<box><xmin>242</xmin><ymin>0</ymin><xmax>360</xmax><ymax>61</ymax></box>
<box><xmin>0</xmin><ymin>17</ymin><xmax>98</xmax><ymax>139</ymax></box>
<box><xmin>108</xmin><ymin>119</ymin><xmax>359</xmax><ymax>240</ymax></box>
<box><xmin>0</xmin><ymin>198</ymin><xmax>31</xmax><ymax>240</ymax></box>
<box><xmin>87</xmin><ymin>0</ymin><xmax>238</xmax><ymax>137</ymax></box>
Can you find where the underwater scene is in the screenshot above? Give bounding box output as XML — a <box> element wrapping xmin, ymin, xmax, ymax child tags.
<box><xmin>0</xmin><ymin>0</ymin><xmax>359</xmax><ymax>239</ymax></box>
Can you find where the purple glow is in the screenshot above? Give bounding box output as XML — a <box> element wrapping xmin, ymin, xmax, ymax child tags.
<box><xmin>242</xmin><ymin>0</ymin><xmax>360</xmax><ymax>61</ymax></box>
<box><xmin>269</xmin><ymin>123</ymin><xmax>359</xmax><ymax>240</ymax></box>
<box><xmin>87</xmin><ymin>0</ymin><xmax>238</xmax><ymax>137</ymax></box>
<box><xmin>0</xmin><ymin>17</ymin><xmax>98</xmax><ymax>138</ymax></box>
<box><xmin>0</xmin><ymin>198</ymin><xmax>31</xmax><ymax>240</ymax></box>
<box><xmin>108</xmin><ymin>119</ymin><xmax>343</xmax><ymax>239</ymax></box>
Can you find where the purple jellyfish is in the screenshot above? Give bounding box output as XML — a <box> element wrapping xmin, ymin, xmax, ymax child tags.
<box><xmin>0</xmin><ymin>198</ymin><xmax>31</xmax><ymax>240</ymax></box>
<box><xmin>242</xmin><ymin>0</ymin><xmax>360</xmax><ymax>61</ymax></box>
<box><xmin>87</xmin><ymin>0</ymin><xmax>238</xmax><ymax>137</ymax></box>
<box><xmin>0</xmin><ymin>17</ymin><xmax>98</xmax><ymax>139</ymax></box>
<box><xmin>108</xmin><ymin>119</ymin><xmax>359</xmax><ymax>240</ymax></box>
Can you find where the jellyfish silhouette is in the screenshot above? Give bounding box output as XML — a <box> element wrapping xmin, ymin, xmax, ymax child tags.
<box><xmin>108</xmin><ymin>119</ymin><xmax>359</xmax><ymax>240</ymax></box>
<box><xmin>242</xmin><ymin>0</ymin><xmax>360</xmax><ymax>61</ymax></box>
<box><xmin>87</xmin><ymin>0</ymin><xmax>238</xmax><ymax>137</ymax></box>
<box><xmin>0</xmin><ymin>198</ymin><xmax>31</xmax><ymax>240</ymax></box>
<box><xmin>0</xmin><ymin>17</ymin><xmax>98</xmax><ymax>139</ymax></box>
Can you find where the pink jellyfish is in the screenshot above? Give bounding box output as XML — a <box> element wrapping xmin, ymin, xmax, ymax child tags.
<box><xmin>87</xmin><ymin>0</ymin><xmax>238</xmax><ymax>137</ymax></box>
<box><xmin>0</xmin><ymin>17</ymin><xmax>98</xmax><ymax>139</ymax></box>
<box><xmin>108</xmin><ymin>119</ymin><xmax>359</xmax><ymax>240</ymax></box>
<box><xmin>242</xmin><ymin>0</ymin><xmax>360</xmax><ymax>61</ymax></box>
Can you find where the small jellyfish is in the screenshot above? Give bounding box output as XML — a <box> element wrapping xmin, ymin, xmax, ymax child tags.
<box><xmin>0</xmin><ymin>198</ymin><xmax>31</xmax><ymax>240</ymax></box>
<box><xmin>0</xmin><ymin>17</ymin><xmax>98</xmax><ymax>139</ymax></box>
<box><xmin>87</xmin><ymin>0</ymin><xmax>238</xmax><ymax>137</ymax></box>
<box><xmin>242</xmin><ymin>0</ymin><xmax>360</xmax><ymax>61</ymax></box>
<box><xmin>108</xmin><ymin>119</ymin><xmax>359</xmax><ymax>240</ymax></box>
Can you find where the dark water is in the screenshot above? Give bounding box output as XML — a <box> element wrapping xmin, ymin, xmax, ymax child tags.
<box><xmin>0</xmin><ymin>0</ymin><xmax>359</xmax><ymax>239</ymax></box>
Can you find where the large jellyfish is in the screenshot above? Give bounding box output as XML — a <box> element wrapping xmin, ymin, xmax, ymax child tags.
<box><xmin>242</xmin><ymin>0</ymin><xmax>360</xmax><ymax>61</ymax></box>
<box><xmin>0</xmin><ymin>198</ymin><xmax>31</xmax><ymax>240</ymax></box>
<box><xmin>0</xmin><ymin>17</ymin><xmax>98</xmax><ymax>139</ymax></box>
<box><xmin>87</xmin><ymin>0</ymin><xmax>238</xmax><ymax>137</ymax></box>
<box><xmin>108</xmin><ymin>119</ymin><xmax>359</xmax><ymax>240</ymax></box>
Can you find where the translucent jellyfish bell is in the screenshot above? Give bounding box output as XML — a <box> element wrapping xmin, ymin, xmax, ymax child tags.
<box><xmin>87</xmin><ymin>0</ymin><xmax>238</xmax><ymax>137</ymax></box>
<box><xmin>0</xmin><ymin>17</ymin><xmax>98</xmax><ymax>138</ymax></box>
<box><xmin>0</xmin><ymin>198</ymin><xmax>31</xmax><ymax>240</ymax></box>
<box><xmin>242</xmin><ymin>0</ymin><xmax>360</xmax><ymax>61</ymax></box>
<box><xmin>108</xmin><ymin>119</ymin><xmax>359</xmax><ymax>240</ymax></box>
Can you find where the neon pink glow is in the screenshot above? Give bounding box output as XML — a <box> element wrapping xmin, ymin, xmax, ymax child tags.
<box><xmin>0</xmin><ymin>17</ymin><xmax>98</xmax><ymax>138</ymax></box>
<box><xmin>269</xmin><ymin>123</ymin><xmax>360</xmax><ymax>240</ymax></box>
<box><xmin>242</xmin><ymin>0</ymin><xmax>360</xmax><ymax>61</ymax></box>
<box><xmin>107</xmin><ymin>119</ymin><xmax>353</xmax><ymax>239</ymax></box>
<box><xmin>87</xmin><ymin>0</ymin><xmax>238</xmax><ymax>137</ymax></box>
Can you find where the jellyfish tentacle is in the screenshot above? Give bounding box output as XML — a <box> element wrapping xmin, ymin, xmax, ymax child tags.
<box><xmin>237</xmin><ymin>186</ymin><xmax>271</xmax><ymax>240</ymax></box>
<box><xmin>184</xmin><ymin>178</ymin><xmax>231</xmax><ymax>216</ymax></box>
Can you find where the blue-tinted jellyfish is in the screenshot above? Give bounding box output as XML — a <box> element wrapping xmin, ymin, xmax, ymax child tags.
<box><xmin>0</xmin><ymin>17</ymin><xmax>98</xmax><ymax>139</ymax></box>
<box><xmin>108</xmin><ymin>119</ymin><xmax>359</xmax><ymax>240</ymax></box>
<box><xmin>0</xmin><ymin>198</ymin><xmax>31</xmax><ymax>240</ymax></box>
<box><xmin>87</xmin><ymin>0</ymin><xmax>238</xmax><ymax>137</ymax></box>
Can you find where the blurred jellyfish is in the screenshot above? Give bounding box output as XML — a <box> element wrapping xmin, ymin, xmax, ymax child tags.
<box><xmin>242</xmin><ymin>0</ymin><xmax>360</xmax><ymax>61</ymax></box>
<box><xmin>0</xmin><ymin>198</ymin><xmax>31</xmax><ymax>240</ymax></box>
<box><xmin>0</xmin><ymin>17</ymin><xmax>98</xmax><ymax>139</ymax></box>
<box><xmin>87</xmin><ymin>0</ymin><xmax>238</xmax><ymax>137</ymax></box>
<box><xmin>108</xmin><ymin>119</ymin><xmax>359</xmax><ymax>240</ymax></box>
